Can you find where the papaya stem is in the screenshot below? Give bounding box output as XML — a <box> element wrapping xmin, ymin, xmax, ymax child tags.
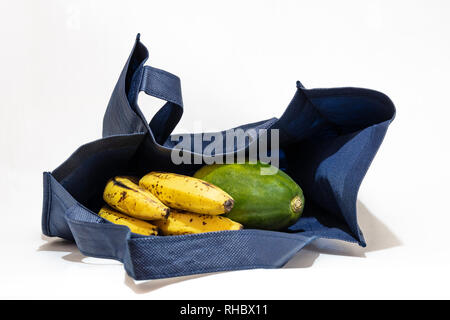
<box><xmin>290</xmin><ymin>196</ymin><xmax>303</xmax><ymax>213</ymax></box>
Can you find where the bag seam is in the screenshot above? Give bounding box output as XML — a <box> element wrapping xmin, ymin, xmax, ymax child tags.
<box><xmin>67</xmin><ymin>215</ymin><xmax>312</xmax><ymax>242</ymax></box>
<box><xmin>129</xmin><ymin>230</ymin><xmax>313</xmax><ymax>243</ymax></box>
<box><xmin>45</xmin><ymin>173</ymin><xmax>53</xmax><ymax>236</ymax></box>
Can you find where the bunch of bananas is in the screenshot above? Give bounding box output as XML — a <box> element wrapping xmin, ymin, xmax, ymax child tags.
<box><xmin>99</xmin><ymin>173</ymin><xmax>243</xmax><ymax>236</ymax></box>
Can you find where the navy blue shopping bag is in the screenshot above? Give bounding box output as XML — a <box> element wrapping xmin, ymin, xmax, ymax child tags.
<box><xmin>42</xmin><ymin>34</ymin><xmax>395</xmax><ymax>280</ymax></box>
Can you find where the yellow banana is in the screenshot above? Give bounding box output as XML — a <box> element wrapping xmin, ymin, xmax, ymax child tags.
<box><xmin>98</xmin><ymin>206</ymin><xmax>159</xmax><ymax>236</ymax></box>
<box><xmin>139</xmin><ymin>172</ymin><xmax>234</xmax><ymax>215</ymax></box>
<box><xmin>103</xmin><ymin>176</ymin><xmax>170</xmax><ymax>220</ymax></box>
<box><xmin>152</xmin><ymin>209</ymin><xmax>243</xmax><ymax>235</ymax></box>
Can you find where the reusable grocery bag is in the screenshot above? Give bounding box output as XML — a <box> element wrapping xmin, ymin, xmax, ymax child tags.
<box><xmin>42</xmin><ymin>34</ymin><xmax>395</xmax><ymax>280</ymax></box>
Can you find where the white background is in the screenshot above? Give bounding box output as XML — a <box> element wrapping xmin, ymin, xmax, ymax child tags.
<box><xmin>1</xmin><ymin>0</ymin><xmax>449</xmax><ymax>299</ymax></box>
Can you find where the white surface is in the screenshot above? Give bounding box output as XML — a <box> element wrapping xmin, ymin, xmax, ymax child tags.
<box><xmin>1</xmin><ymin>0</ymin><xmax>449</xmax><ymax>299</ymax></box>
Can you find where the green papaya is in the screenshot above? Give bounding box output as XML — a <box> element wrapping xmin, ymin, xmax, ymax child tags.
<box><xmin>194</xmin><ymin>162</ymin><xmax>304</xmax><ymax>230</ymax></box>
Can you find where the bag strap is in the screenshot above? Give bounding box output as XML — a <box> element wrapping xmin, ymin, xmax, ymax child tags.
<box><xmin>103</xmin><ymin>35</ymin><xmax>183</xmax><ymax>145</ymax></box>
<box><xmin>139</xmin><ymin>65</ymin><xmax>183</xmax><ymax>107</ymax></box>
<box><xmin>128</xmin><ymin>65</ymin><xmax>183</xmax><ymax>144</ymax></box>
<box><xmin>64</xmin><ymin>203</ymin><xmax>316</xmax><ymax>280</ymax></box>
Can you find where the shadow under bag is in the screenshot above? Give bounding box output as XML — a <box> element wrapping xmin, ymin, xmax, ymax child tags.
<box><xmin>42</xmin><ymin>35</ymin><xmax>396</xmax><ymax>280</ymax></box>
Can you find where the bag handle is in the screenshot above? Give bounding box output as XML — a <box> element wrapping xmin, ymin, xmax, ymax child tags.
<box><xmin>64</xmin><ymin>203</ymin><xmax>315</xmax><ymax>280</ymax></box>
<box><xmin>103</xmin><ymin>35</ymin><xmax>183</xmax><ymax>145</ymax></box>
<box><xmin>128</xmin><ymin>65</ymin><xmax>183</xmax><ymax>144</ymax></box>
<box><xmin>138</xmin><ymin>65</ymin><xmax>183</xmax><ymax>107</ymax></box>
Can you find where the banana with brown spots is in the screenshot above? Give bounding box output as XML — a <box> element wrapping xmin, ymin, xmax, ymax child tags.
<box><xmin>98</xmin><ymin>206</ymin><xmax>159</xmax><ymax>236</ymax></box>
<box><xmin>151</xmin><ymin>209</ymin><xmax>243</xmax><ymax>235</ymax></box>
<box><xmin>103</xmin><ymin>176</ymin><xmax>170</xmax><ymax>220</ymax></box>
<box><xmin>139</xmin><ymin>172</ymin><xmax>234</xmax><ymax>215</ymax></box>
